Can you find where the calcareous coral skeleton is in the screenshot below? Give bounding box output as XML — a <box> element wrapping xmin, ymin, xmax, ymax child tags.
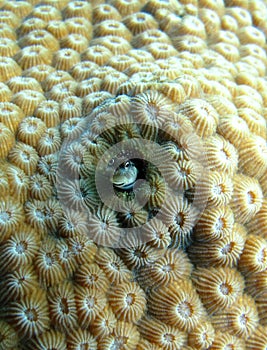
<box><xmin>0</xmin><ymin>0</ymin><xmax>267</xmax><ymax>349</ymax></box>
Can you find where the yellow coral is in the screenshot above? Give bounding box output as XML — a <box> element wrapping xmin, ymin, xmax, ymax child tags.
<box><xmin>0</xmin><ymin>1</ymin><xmax>266</xmax><ymax>348</ymax></box>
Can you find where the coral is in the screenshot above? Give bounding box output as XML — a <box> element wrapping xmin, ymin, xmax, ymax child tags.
<box><xmin>60</xmin><ymin>96</ymin><xmax>82</xmax><ymax>121</ymax></box>
<box><xmin>29</xmin><ymin>5</ymin><xmax>62</xmax><ymax>22</ymax></box>
<box><xmin>187</xmin><ymin>321</ymin><xmax>215</xmax><ymax>349</ymax></box>
<box><xmin>67</xmin><ymin>233</ymin><xmax>97</xmax><ymax>266</ymax></box>
<box><xmin>14</xmin><ymin>45</ymin><xmax>53</xmax><ymax>70</ymax></box>
<box><xmin>0</xmin><ymin>1</ymin><xmax>267</xmax><ymax>348</ymax></box>
<box><xmin>7</xmin><ymin>76</ymin><xmax>42</xmax><ymax>94</ymax></box>
<box><xmin>75</xmin><ymin>286</ymin><xmax>107</xmax><ymax>329</ymax></box>
<box><xmin>36</xmin><ymin>127</ymin><xmax>62</xmax><ymax>156</ymax></box>
<box><xmin>17</xmin><ymin>17</ymin><xmax>46</xmax><ymax>36</ymax></box>
<box><xmin>58</xmin><ymin>210</ymin><xmax>88</xmax><ymax>238</ymax></box>
<box><xmin>141</xmin><ymin>217</ymin><xmax>171</xmax><ymax>249</ymax></box>
<box><xmin>3</xmin><ymin>1</ymin><xmax>32</xmax><ymax>18</ymax></box>
<box><xmin>238</xmin><ymin>234</ymin><xmax>267</xmax><ymax>276</ymax></box>
<box><xmin>0</xmin><ymin>320</ymin><xmax>18</xmax><ymax>350</ymax></box>
<box><xmin>93</xmin><ymin>4</ymin><xmax>121</xmax><ymax>24</ymax></box>
<box><xmin>65</xmin><ymin>17</ymin><xmax>93</xmax><ymax>40</ymax></box>
<box><xmin>0</xmin><ymin>10</ymin><xmax>20</xmax><ymax>29</ymax></box>
<box><xmin>61</xmin><ymin>34</ymin><xmax>89</xmax><ymax>54</ymax></box>
<box><xmin>131</xmin><ymin>90</ymin><xmax>173</xmax><ymax>138</ymax></box>
<box><xmin>124</xmin><ymin>13</ymin><xmax>158</xmax><ymax>36</ymax></box>
<box><xmin>116</xmin><ymin>239</ymin><xmax>162</xmax><ymax>269</ymax></box>
<box><xmin>6</xmin><ymin>289</ymin><xmax>50</xmax><ymax>340</ymax></box>
<box><xmin>192</xmin><ymin>266</ymin><xmax>245</xmax><ymax>314</ymax></box>
<box><xmin>188</xmin><ymin>222</ymin><xmax>247</xmax><ymax>268</ymax></box>
<box><xmin>42</xmin><ymin>70</ymin><xmax>74</xmax><ymax>92</ymax></box>
<box><xmin>110</xmin><ymin>0</ymin><xmax>142</xmax><ymax>17</ymax></box>
<box><xmin>95</xmin><ymin>247</ymin><xmax>132</xmax><ymax>284</ymax></box>
<box><xmin>8</xmin><ymin>142</ymin><xmax>39</xmax><ymax>176</ymax></box>
<box><xmin>28</xmin><ymin>330</ymin><xmax>67</xmax><ymax>350</ymax></box>
<box><xmin>0</xmin><ymin>122</ymin><xmax>15</xmax><ymax>158</ymax></box>
<box><xmin>74</xmin><ymin>263</ymin><xmax>109</xmax><ymax>292</ymax></box>
<box><xmin>230</xmin><ymin>174</ymin><xmax>263</xmax><ymax>224</ymax></box>
<box><xmin>132</xmin><ymin>29</ymin><xmax>171</xmax><ymax>48</ymax></box>
<box><xmin>246</xmin><ymin>325</ymin><xmax>267</xmax><ymax>350</ymax></box>
<box><xmin>18</xmin><ymin>29</ymin><xmax>59</xmax><ymax>51</ymax></box>
<box><xmin>87</xmin><ymin>205</ymin><xmax>120</xmax><ymax>246</ymax></box>
<box><xmin>217</xmin><ymin>114</ymin><xmax>250</xmax><ymax>148</ymax></box>
<box><xmin>237</xmin><ymin>135</ymin><xmax>267</xmax><ymax>179</ymax></box>
<box><xmin>247</xmin><ymin>198</ymin><xmax>267</xmax><ymax>238</ymax></box>
<box><xmin>23</xmin><ymin>64</ymin><xmax>56</xmax><ymax>84</ymax></box>
<box><xmin>0</xmin><ymin>23</ymin><xmax>16</xmax><ymax>40</ymax></box>
<box><xmin>209</xmin><ymin>331</ymin><xmax>245</xmax><ymax>349</ymax></box>
<box><xmin>34</xmin><ymin>237</ymin><xmax>66</xmax><ymax>287</ymax></box>
<box><xmin>48</xmin><ymin>81</ymin><xmax>78</xmax><ymax>103</ymax></box>
<box><xmin>195</xmin><ymin>170</ymin><xmax>233</xmax><ymax>207</ymax></box>
<box><xmin>62</xmin><ymin>143</ymin><xmax>90</xmax><ymax>180</ymax></box>
<box><xmin>204</xmin><ymin>135</ymin><xmax>239</xmax><ymax>175</ymax></box>
<box><xmin>12</xmin><ymin>89</ymin><xmax>46</xmax><ymax>115</ymax></box>
<box><xmin>138</xmin><ymin>315</ymin><xmax>187</xmax><ymax>349</ymax></box>
<box><xmin>0</xmin><ymin>166</ymin><xmax>9</xmax><ymax>199</ymax></box>
<box><xmin>6</xmin><ymin>164</ymin><xmax>29</xmax><ymax>203</ymax></box>
<box><xmin>148</xmin><ymin>280</ymin><xmax>206</xmax><ymax>332</ymax></box>
<box><xmin>198</xmin><ymin>8</ymin><xmax>220</xmax><ymax>35</ymax></box>
<box><xmin>0</xmin><ymin>82</ymin><xmax>12</xmax><ymax>102</ymax></box>
<box><xmin>56</xmin><ymin>239</ymin><xmax>77</xmax><ymax>277</ymax></box>
<box><xmin>0</xmin><ymin>37</ymin><xmax>19</xmax><ymax>57</ymax></box>
<box><xmin>212</xmin><ymin>294</ymin><xmax>259</xmax><ymax>339</ymax></box>
<box><xmin>0</xmin><ymin>264</ymin><xmax>39</xmax><ymax>305</ymax></box>
<box><xmin>67</xmin><ymin>328</ymin><xmax>97</xmax><ymax>350</ymax></box>
<box><xmin>111</xmin><ymin>321</ymin><xmax>140</xmax><ymax>349</ymax></box>
<box><xmin>63</xmin><ymin>1</ymin><xmax>92</xmax><ymax>21</ymax></box>
<box><xmin>0</xmin><ymin>224</ymin><xmax>40</xmax><ymax>273</ymax></box>
<box><xmin>117</xmin><ymin>200</ymin><xmax>148</xmax><ymax>227</ymax></box>
<box><xmin>82</xmin><ymin>45</ymin><xmax>112</xmax><ymax>66</ymax></box>
<box><xmin>70</xmin><ymin>61</ymin><xmax>98</xmax><ymax>81</ymax></box>
<box><xmin>47</xmin><ymin>281</ymin><xmax>78</xmax><ymax>333</ymax></box>
<box><xmin>29</xmin><ymin>174</ymin><xmax>52</xmax><ymax>201</ymax></box>
<box><xmin>158</xmin><ymin>195</ymin><xmax>199</xmax><ymax>248</ymax></box>
<box><xmin>138</xmin><ymin>248</ymin><xmax>192</xmax><ymax>288</ymax></box>
<box><xmin>52</xmin><ymin>48</ymin><xmax>80</xmax><ymax>72</ymax></box>
<box><xmin>94</xmin><ymin>19</ymin><xmax>132</xmax><ymax>41</ymax></box>
<box><xmin>36</xmin><ymin>153</ymin><xmax>58</xmax><ymax>186</ymax></box>
<box><xmin>46</xmin><ymin>20</ymin><xmax>68</xmax><ymax>40</ymax></box>
<box><xmin>90</xmin><ymin>306</ymin><xmax>116</xmax><ymax>339</ymax></box>
<box><xmin>159</xmin><ymin>82</ymin><xmax>186</xmax><ymax>102</ymax></box>
<box><xmin>90</xmin><ymin>35</ymin><xmax>132</xmax><ymax>55</ymax></box>
<box><xmin>164</xmin><ymin>158</ymin><xmax>201</xmax><ymax>191</ymax></box>
<box><xmin>0</xmin><ymin>57</ymin><xmax>22</xmax><ymax>81</ymax></box>
<box><xmin>17</xmin><ymin>116</ymin><xmax>47</xmax><ymax>147</ymax></box>
<box><xmin>178</xmin><ymin>98</ymin><xmax>219</xmax><ymax>138</ymax></box>
<box><xmin>0</xmin><ymin>198</ymin><xmax>24</xmax><ymax>242</ymax></box>
<box><xmin>101</xmin><ymin>71</ymin><xmax>128</xmax><ymax>95</ymax></box>
<box><xmin>108</xmin><ymin>281</ymin><xmax>146</xmax><ymax>322</ymax></box>
<box><xmin>194</xmin><ymin>205</ymin><xmax>234</xmax><ymax>242</ymax></box>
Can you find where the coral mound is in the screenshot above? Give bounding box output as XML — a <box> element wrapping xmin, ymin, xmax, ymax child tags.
<box><xmin>0</xmin><ymin>0</ymin><xmax>267</xmax><ymax>349</ymax></box>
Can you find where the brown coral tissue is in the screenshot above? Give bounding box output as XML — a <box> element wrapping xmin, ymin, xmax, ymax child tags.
<box><xmin>0</xmin><ymin>0</ymin><xmax>267</xmax><ymax>348</ymax></box>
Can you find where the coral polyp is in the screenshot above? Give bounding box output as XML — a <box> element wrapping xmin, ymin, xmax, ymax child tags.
<box><xmin>0</xmin><ymin>0</ymin><xmax>266</xmax><ymax>348</ymax></box>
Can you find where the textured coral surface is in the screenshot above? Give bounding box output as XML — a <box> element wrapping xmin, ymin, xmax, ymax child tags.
<box><xmin>0</xmin><ymin>0</ymin><xmax>267</xmax><ymax>349</ymax></box>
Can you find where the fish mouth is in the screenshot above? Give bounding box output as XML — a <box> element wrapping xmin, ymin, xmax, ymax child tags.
<box><xmin>114</xmin><ymin>181</ymin><xmax>136</xmax><ymax>190</ymax></box>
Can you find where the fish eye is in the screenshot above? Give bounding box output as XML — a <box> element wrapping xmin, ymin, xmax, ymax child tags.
<box><xmin>124</xmin><ymin>161</ymin><xmax>130</xmax><ymax>168</ymax></box>
<box><xmin>108</xmin><ymin>158</ymin><xmax>115</xmax><ymax>166</ymax></box>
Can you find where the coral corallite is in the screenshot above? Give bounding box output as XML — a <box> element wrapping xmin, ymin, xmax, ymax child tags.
<box><xmin>0</xmin><ymin>0</ymin><xmax>267</xmax><ymax>348</ymax></box>
<box><xmin>108</xmin><ymin>281</ymin><xmax>146</xmax><ymax>323</ymax></box>
<box><xmin>148</xmin><ymin>280</ymin><xmax>206</xmax><ymax>332</ymax></box>
<box><xmin>6</xmin><ymin>289</ymin><xmax>50</xmax><ymax>341</ymax></box>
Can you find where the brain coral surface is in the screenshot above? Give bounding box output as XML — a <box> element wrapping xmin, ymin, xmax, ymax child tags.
<box><xmin>0</xmin><ymin>0</ymin><xmax>267</xmax><ymax>349</ymax></box>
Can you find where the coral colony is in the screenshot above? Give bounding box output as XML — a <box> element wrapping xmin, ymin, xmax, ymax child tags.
<box><xmin>0</xmin><ymin>0</ymin><xmax>267</xmax><ymax>349</ymax></box>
